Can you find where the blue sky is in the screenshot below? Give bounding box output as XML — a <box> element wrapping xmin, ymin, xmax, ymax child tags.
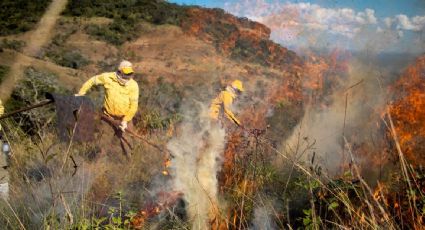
<box><xmin>169</xmin><ymin>0</ymin><xmax>226</xmax><ymax>9</ymax></box>
<box><xmin>170</xmin><ymin>0</ymin><xmax>425</xmax><ymax>17</ymax></box>
<box><xmin>169</xmin><ymin>0</ymin><xmax>425</xmax><ymax>53</ymax></box>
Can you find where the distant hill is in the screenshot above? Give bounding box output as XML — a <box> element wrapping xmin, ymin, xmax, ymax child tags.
<box><xmin>0</xmin><ymin>0</ymin><xmax>306</xmax><ymax>140</ymax></box>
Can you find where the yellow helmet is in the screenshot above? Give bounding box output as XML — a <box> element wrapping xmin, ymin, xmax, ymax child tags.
<box><xmin>118</xmin><ymin>60</ymin><xmax>134</xmax><ymax>75</ymax></box>
<box><xmin>231</xmin><ymin>80</ymin><xmax>244</xmax><ymax>92</ymax></box>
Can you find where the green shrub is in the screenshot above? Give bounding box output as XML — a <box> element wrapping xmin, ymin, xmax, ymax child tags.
<box><xmin>85</xmin><ymin>18</ymin><xmax>140</xmax><ymax>45</ymax></box>
<box><xmin>0</xmin><ymin>65</ymin><xmax>9</xmax><ymax>84</ymax></box>
<box><xmin>64</xmin><ymin>0</ymin><xmax>188</xmax><ymax>45</ymax></box>
<box><xmin>46</xmin><ymin>48</ymin><xmax>90</xmax><ymax>69</ymax></box>
<box><xmin>44</xmin><ymin>27</ymin><xmax>90</xmax><ymax>69</ymax></box>
<box><xmin>5</xmin><ymin>67</ymin><xmax>69</xmax><ymax>136</ymax></box>
<box><xmin>0</xmin><ymin>0</ymin><xmax>51</xmax><ymax>35</ymax></box>
<box><xmin>139</xmin><ymin>77</ymin><xmax>183</xmax><ymax>113</ymax></box>
<box><xmin>0</xmin><ymin>38</ymin><xmax>26</xmax><ymax>51</ymax></box>
<box><xmin>135</xmin><ymin>77</ymin><xmax>183</xmax><ymax>132</ymax></box>
<box><xmin>64</xmin><ymin>0</ymin><xmax>187</xmax><ymax>26</ymax></box>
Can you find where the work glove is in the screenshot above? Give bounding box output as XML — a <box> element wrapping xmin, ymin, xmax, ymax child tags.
<box><xmin>119</xmin><ymin>120</ymin><xmax>128</xmax><ymax>132</ymax></box>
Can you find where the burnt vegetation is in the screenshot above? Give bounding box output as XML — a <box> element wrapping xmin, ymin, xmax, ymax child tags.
<box><xmin>0</xmin><ymin>1</ymin><xmax>424</xmax><ymax>230</ymax></box>
<box><xmin>63</xmin><ymin>0</ymin><xmax>301</xmax><ymax>68</ymax></box>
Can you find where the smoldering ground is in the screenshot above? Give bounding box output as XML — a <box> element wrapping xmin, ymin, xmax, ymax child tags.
<box><xmin>167</xmin><ymin>102</ymin><xmax>226</xmax><ymax>230</ymax></box>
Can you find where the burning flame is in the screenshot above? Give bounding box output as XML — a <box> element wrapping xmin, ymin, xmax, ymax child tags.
<box><xmin>162</xmin><ymin>158</ymin><xmax>172</xmax><ymax>176</ymax></box>
<box><xmin>131</xmin><ymin>191</ymin><xmax>183</xmax><ymax>228</ymax></box>
<box><xmin>389</xmin><ymin>56</ymin><xmax>425</xmax><ymax>165</ymax></box>
<box><xmin>373</xmin><ymin>182</ymin><xmax>388</xmax><ymax>206</ymax></box>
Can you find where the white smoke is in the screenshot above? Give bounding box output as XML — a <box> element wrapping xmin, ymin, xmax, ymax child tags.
<box><xmin>9</xmin><ymin>158</ymin><xmax>96</xmax><ymax>226</ymax></box>
<box><xmin>167</xmin><ymin>104</ymin><xmax>225</xmax><ymax>229</ymax></box>
<box><xmin>251</xmin><ymin>204</ymin><xmax>276</xmax><ymax>230</ymax></box>
<box><xmin>281</xmin><ymin>57</ymin><xmax>389</xmax><ymax>175</ymax></box>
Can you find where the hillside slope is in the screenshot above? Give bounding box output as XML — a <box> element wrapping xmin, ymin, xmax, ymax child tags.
<box><xmin>1</xmin><ymin>1</ymin><xmax>424</xmax><ymax>229</ymax></box>
<box><xmin>0</xmin><ymin>1</ymin><xmax>308</xmax><ymax>228</ymax></box>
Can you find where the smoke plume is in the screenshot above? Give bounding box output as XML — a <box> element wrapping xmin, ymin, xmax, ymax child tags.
<box><xmin>167</xmin><ymin>104</ymin><xmax>225</xmax><ymax>229</ymax></box>
<box><xmin>251</xmin><ymin>202</ymin><xmax>277</xmax><ymax>230</ymax></box>
<box><xmin>281</xmin><ymin>54</ymin><xmax>398</xmax><ymax>175</ymax></box>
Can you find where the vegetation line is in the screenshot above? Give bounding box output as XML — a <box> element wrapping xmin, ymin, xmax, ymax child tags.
<box><xmin>260</xmin><ymin>138</ymin><xmax>377</xmax><ymax>228</ymax></box>
<box><xmin>0</xmin><ymin>0</ymin><xmax>68</xmax><ymax>101</ymax></box>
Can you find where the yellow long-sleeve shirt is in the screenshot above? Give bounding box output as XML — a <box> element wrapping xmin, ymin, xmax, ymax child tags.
<box><xmin>0</xmin><ymin>99</ymin><xmax>4</xmax><ymax>116</ymax></box>
<box><xmin>0</xmin><ymin>99</ymin><xmax>4</xmax><ymax>130</ymax></box>
<box><xmin>78</xmin><ymin>72</ymin><xmax>139</xmax><ymax>122</ymax></box>
<box><xmin>209</xmin><ymin>87</ymin><xmax>240</xmax><ymax>125</ymax></box>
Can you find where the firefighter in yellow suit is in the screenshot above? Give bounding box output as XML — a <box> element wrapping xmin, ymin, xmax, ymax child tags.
<box><xmin>209</xmin><ymin>80</ymin><xmax>244</xmax><ymax>127</ymax></box>
<box><xmin>76</xmin><ymin>60</ymin><xmax>139</xmax><ymax>156</ymax></box>
<box><xmin>0</xmin><ymin>99</ymin><xmax>3</xmax><ymax>129</ymax></box>
<box><xmin>203</xmin><ymin>81</ymin><xmax>244</xmax><ymax>226</ymax></box>
<box><xmin>0</xmin><ymin>99</ymin><xmax>9</xmax><ymax>200</ymax></box>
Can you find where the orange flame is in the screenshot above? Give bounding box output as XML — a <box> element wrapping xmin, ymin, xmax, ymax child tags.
<box><xmin>389</xmin><ymin>56</ymin><xmax>425</xmax><ymax>165</ymax></box>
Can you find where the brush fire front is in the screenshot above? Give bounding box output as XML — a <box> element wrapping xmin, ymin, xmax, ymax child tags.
<box><xmin>389</xmin><ymin>56</ymin><xmax>425</xmax><ymax>165</ymax></box>
<box><xmin>1</xmin><ymin>0</ymin><xmax>424</xmax><ymax>228</ymax></box>
<box><xmin>131</xmin><ymin>191</ymin><xmax>184</xmax><ymax>228</ymax></box>
<box><xmin>3</xmin><ymin>53</ymin><xmax>423</xmax><ymax>229</ymax></box>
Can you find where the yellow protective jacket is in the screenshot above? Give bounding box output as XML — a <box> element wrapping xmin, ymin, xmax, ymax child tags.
<box><xmin>0</xmin><ymin>99</ymin><xmax>4</xmax><ymax>130</ymax></box>
<box><xmin>209</xmin><ymin>87</ymin><xmax>240</xmax><ymax>125</ymax></box>
<box><xmin>78</xmin><ymin>72</ymin><xmax>139</xmax><ymax>122</ymax></box>
<box><xmin>0</xmin><ymin>99</ymin><xmax>4</xmax><ymax>116</ymax></box>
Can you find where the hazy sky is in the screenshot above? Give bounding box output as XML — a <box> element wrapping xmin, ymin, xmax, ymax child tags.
<box><xmin>169</xmin><ymin>0</ymin><xmax>425</xmax><ymax>53</ymax></box>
